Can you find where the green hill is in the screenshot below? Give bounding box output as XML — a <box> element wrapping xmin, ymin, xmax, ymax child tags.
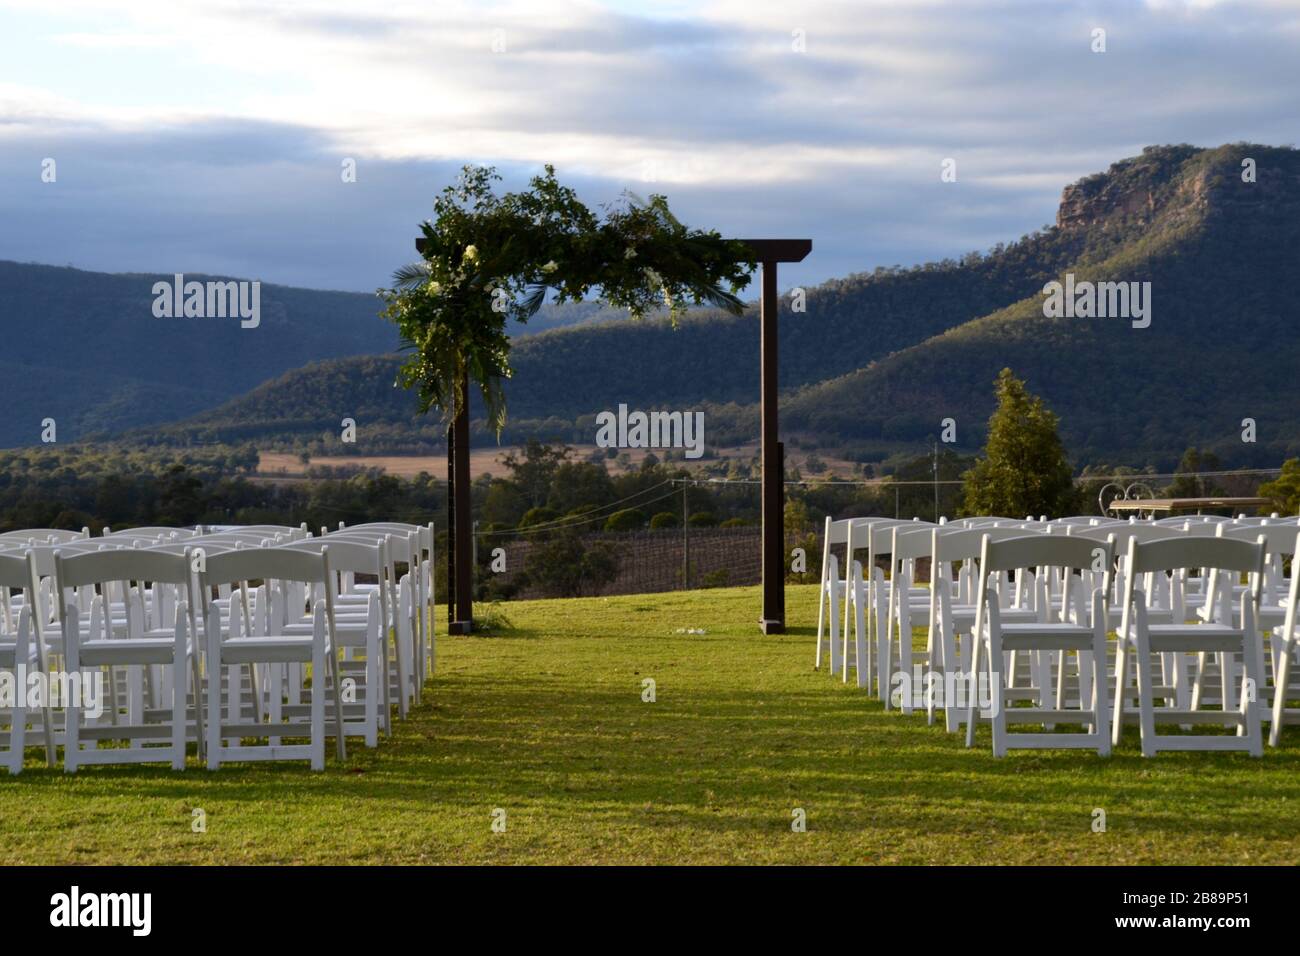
<box><xmin>783</xmin><ymin>143</ymin><xmax>1300</xmax><ymax>466</ymax></box>
<box><xmin>123</xmin><ymin>143</ymin><xmax>1300</xmax><ymax>468</ymax></box>
<box><xmin>0</xmin><ymin>262</ymin><xmax>645</xmax><ymax>447</ymax></box>
<box><xmin>0</xmin><ymin>261</ymin><xmax>399</xmax><ymax>446</ymax></box>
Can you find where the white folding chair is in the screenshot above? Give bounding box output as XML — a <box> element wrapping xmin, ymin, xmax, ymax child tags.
<box><xmin>338</xmin><ymin>521</ymin><xmax>435</xmax><ymax>677</ymax></box>
<box><xmin>54</xmin><ymin>547</ymin><xmax>201</xmax><ymax>771</ymax></box>
<box><xmin>0</xmin><ymin>550</ymin><xmax>56</xmax><ymax>773</ymax></box>
<box><xmin>279</xmin><ymin>537</ymin><xmax>390</xmax><ymax>746</ymax></box>
<box><xmin>815</xmin><ymin>517</ymin><xmax>853</xmax><ymax>673</ymax></box>
<box><xmin>926</xmin><ymin>526</ymin><xmax>1043</xmax><ymax>731</ymax></box>
<box><xmin>1113</xmin><ymin>535</ymin><xmax>1265</xmax><ymax>756</ymax></box>
<box><xmin>327</xmin><ymin>529</ymin><xmax>416</xmax><ymax>716</ymax></box>
<box><xmin>1269</xmin><ymin>529</ymin><xmax>1300</xmax><ymax>745</ymax></box>
<box><xmin>964</xmin><ymin>534</ymin><xmax>1113</xmax><ymax>756</ymax></box>
<box><xmin>201</xmin><ymin>546</ymin><xmax>347</xmax><ymax>770</ymax></box>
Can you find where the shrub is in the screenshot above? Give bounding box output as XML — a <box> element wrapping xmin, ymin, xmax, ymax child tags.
<box><xmin>649</xmin><ymin>511</ymin><xmax>679</xmax><ymax>529</ymax></box>
<box><xmin>518</xmin><ymin>506</ymin><xmax>561</xmax><ymax>528</ymax></box>
<box><xmin>604</xmin><ymin>508</ymin><xmax>647</xmax><ymax>532</ymax></box>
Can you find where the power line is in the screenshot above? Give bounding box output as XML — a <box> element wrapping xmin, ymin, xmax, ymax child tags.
<box><xmin>476</xmin><ymin>484</ymin><xmax>683</xmax><ymax>537</ymax></box>
<box><xmin>669</xmin><ymin>467</ymin><xmax>1284</xmax><ymax>489</ymax></box>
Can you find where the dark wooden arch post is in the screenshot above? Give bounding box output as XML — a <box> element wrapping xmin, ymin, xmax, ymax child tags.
<box><xmin>739</xmin><ymin>239</ymin><xmax>812</xmax><ymax>635</ymax></box>
<box><xmin>416</xmin><ymin>237</ymin><xmax>474</xmax><ymax>634</ymax></box>
<box><xmin>419</xmin><ymin>235</ymin><xmax>810</xmax><ymax>638</ymax></box>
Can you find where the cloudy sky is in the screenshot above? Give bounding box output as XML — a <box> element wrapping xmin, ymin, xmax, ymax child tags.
<box><xmin>2</xmin><ymin>0</ymin><xmax>1297</xmax><ymax>292</ymax></box>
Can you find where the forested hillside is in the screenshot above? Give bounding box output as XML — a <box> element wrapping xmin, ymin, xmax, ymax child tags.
<box><xmin>87</xmin><ymin>144</ymin><xmax>1300</xmax><ymax>469</ymax></box>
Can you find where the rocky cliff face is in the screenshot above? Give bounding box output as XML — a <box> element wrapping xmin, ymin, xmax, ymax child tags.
<box><xmin>1054</xmin><ymin>143</ymin><xmax>1300</xmax><ymax>233</ymax></box>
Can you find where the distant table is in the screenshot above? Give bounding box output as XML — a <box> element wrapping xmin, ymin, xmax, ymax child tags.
<box><xmin>1106</xmin><ymin>496</ymin><xmax>1273</xmax><ymax>516</ymax></box>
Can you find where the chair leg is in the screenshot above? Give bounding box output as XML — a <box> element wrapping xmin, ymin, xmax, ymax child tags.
<box><xmin>814</xmin><ymin>581</ymin><xmax>826</xmax><ymax>670</ymax></box>
<box><xmin>964</xmin><ymin>632</ymin><xmax>983</xmax><ymax>749</ymax></box>
<box><xmin>172</xmin><ymin>637</ymin><xmax>187</xmax><ymax>771</ymax></box>
<box><xmin>1134</xmin><ymin>630</ymin><xmax>1157</xmax><ymax>757</ymax></box>
<box><xmin>311</xmin><ymin>620</ymin><xmax>326</xmax><ymax>772</ymax></box>
<box><xmin>64</xmin><ymin>636</ymin><xmax>81</xmax><ymax>774</ymax></box>
<box><xmin>989</xmin><ymin>634</ymin><xmax>1007</xmax><ymax>758</ymax></box>
<box><xmin>1219</xmin><ymin>651</ymin><xmax>1237</xmax><ymax>714</ymax></box>
<box><xmin>269</xmin><ymin>663</ymin><xmax>282</xmax><ymax>747</ymax></box>
<box><xmin>827</xmin><ymin>585</ymin><xmax>841</xmax><ymax>676</ymax></box>
<box><xmin>1111</xmin><ymin>639</ymin><xmax>1129</xmax><ymax>749</ymax></box>
<box><xmin>327</xmin><ymin>642</ymin><xmax>347</xmax><ymax>763</ymax></box>
<box><xmin>943</xmin><ymin>623</ymin><xmax>962</xmax><ymax>734</ymax></box>
<box><xmin>366</xmin><ymin>616</ymin><xmax>380</xmax><ymax>748</ymax></box>
<box><xmin>7</xmin><ymin>689</ymin><xmax>25</xmax><ymax>775</ymax></box>
<box><xmin>1241</xmin><ymin>637</ymin><xmax>1264</xmax><ymax>757</ymax></box>
<box><xmin>1270</xmin><ymin>636</ymin><xmax>1295</xmax><ymax>747</ymax></box>
<box><xmin>1092</xmin><ymin>627</ymin><xmax>1111</xmax><ymax>757</ymax></box>
<box><xmin>206</xmin><ymin>608</ymin><xmax>222</xmax><ymax>771</ymax></box>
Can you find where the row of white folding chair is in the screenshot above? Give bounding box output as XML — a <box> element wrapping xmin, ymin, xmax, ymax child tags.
<box><xmin>2</xmin><ymin>524</ymin><xmax>438</xmax><ymax>772</ymax></box>
<box><xmin>278</xmin><ymin>536</ymin><xmax>394</xmax><ymax>745</ymax></box>
<box><xmin>1048</xmin><ymin>522</ymin><xmax>1292</xmax><ymax>731</ymax></box>
<box><xmin>872</xmin><ymin>521</ymin><xmax>1049</xmax><ymax>705</ymax></box>
<box><xmin>842</xmin><ymin>522</ymin><xmax>1268</xmax><ymax>754</ymax></box>
<box><xmin>915</xmin><ymin>526</ymin><xmax>1050</xmax><ymax>728</ymax></box>
<box><xmin>154</xmin><ymin>530</ymin><xmax>384</xmax><ymax>754</ymax></box>
<box><xmin>1212</xmin><ymin>525</ymin><xmax>1300</xmax><ymax>740</ymax></box>
<box><xmin>950</xmin><ymin>532</ymin><xmax>1267</xmax><ymax>756</ymax></box>
<box><xmin>3</xmin><ymin>537</ymin><xmax>168</xmax><ymax>769</ymax></box>
<box><xmin>21</xmin><ymin>536</ymin><xmax>334</xmax><ymax>771</ymax></box>
<box><xmin>98</xmin><ymin>527</ymin><xmax>411</xmax><ymax>744</ymax></box>
<box><xmin>816</xmin><ymin>516</ymin><xmax>1030</xmax><ymax>688</ymax></box>
<box><xmin>204</xmin><ymin>529</ymin><xmax>414</xmax><ymax>736</ymax></box>
<box><xmin>334</xmin><ymin>521</ymin><xmax>435</xmax><ymax>681</ymax></box>
<box><xmin>76</xmin><ymin>538</ymin><xmax>348</xmax><ymax>771</ymax></box>
<box><xmin>815</xmin><ymin>517</ymin><xmax>913</xmax><ymax>679</ymax></box>
<box><xmin>153</xmin><ymin>535</ymin><xmax>381</xmax><ymax>758</ymax></box>
<box><xmin>841</xmin><ymin>518</ymin><xmax>939</xmax><ymax>693</ymax></box>
<box><xmin>324</xmin><ymin>528</ymin><xmax>419</xmax><ymax>713</ymax></box>
<box><xmin>1039</xmin><ymin>532</ymin><xmax>1265</xmax><ymax>755</ymax></box>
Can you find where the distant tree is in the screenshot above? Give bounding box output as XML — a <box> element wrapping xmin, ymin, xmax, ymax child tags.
<box><xmin>687</xmin><ymin>511</ymin><xmax>717</xmax><ymax>527</ymax></box>
<box><xmin>483</xmin><ymin>480</ymin><xmax>527</xmax><ymax>527</ymax></box>
<box><xmin>518</xmin><ymin>506</ymin><xmax>561</xmax><ymax>528</ymax></box>
<box><xmin>649</xmin><ymin>511</ymin><xmax>679</xmax><ymax>529</ymax></box>
<box><xmin>500</xmin><ymin>441</ymin><xmax>570</xmax><ymax>507</ymax></box>
<box><xmin>961</xmin><ymin>369</ymin><xmax>1076</xmax><ymax>518</ymax></box>
<box><xmin>546</xmin><ymin>461</ymin><xmax>615</xmax><ymax>514</ymax></box>
<box><xmin>524</xmin><ymin>532</ymin><xmax>620</xmax><ymax>597</ymax></box>
<box><xmin>1165</xmin><ymin>447</ymin><xmax>1224</xmax><ymax>499</ymax></box>
<box><xmin>604</xmin><ymin>508</ymin><xmax>647</xmax><ymax>532</ymax></box>
<box><xmin>1260</xmin><ymin>459</ymin><xmax>1300</xmax><ymax>516</ymax></box>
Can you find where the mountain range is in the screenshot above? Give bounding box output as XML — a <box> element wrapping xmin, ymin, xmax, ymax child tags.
<box><xmin>4</xmin><ymin>143</ymin><xmax>1297</xmax><ymax>469</ymax></box>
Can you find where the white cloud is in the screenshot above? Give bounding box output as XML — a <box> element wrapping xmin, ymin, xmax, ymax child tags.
<box><xmin>0</xmin><ymin>0</ymin><xmax>1297</xmax><ymax>288</ymax></box>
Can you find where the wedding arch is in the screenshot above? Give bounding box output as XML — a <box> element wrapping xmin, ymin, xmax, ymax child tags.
<box><xmin>382</xmin><ymin>165</ymin><xmax>808</xmax><ymax>633</ymax></box>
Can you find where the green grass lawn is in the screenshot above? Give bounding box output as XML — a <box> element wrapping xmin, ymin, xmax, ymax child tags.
<box><xmin>2</xmin><ymin>583</ymin><xmax>1299</xmax><ymax>864</ymax></box>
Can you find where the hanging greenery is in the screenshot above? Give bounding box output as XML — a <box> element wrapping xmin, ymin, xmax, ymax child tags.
<box><xmin>379</xmin><ymin>165</ymin><xmax>755</xmax><ymax>436</ymax></box>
